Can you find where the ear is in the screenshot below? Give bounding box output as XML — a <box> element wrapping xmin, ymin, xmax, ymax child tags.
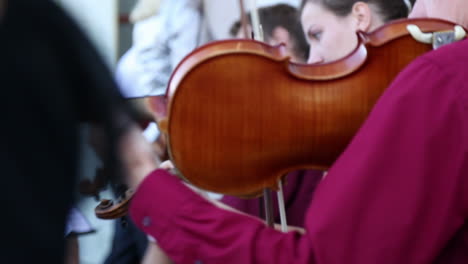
<box><xmin>270</xmin><ymin>26</ymin><xmax>291</xmax><ymax>46</ymax></box>
<box><xmin>351</xmin><ymin>2</ymin><xmax>372</xmax><ymax>32</ymax></box>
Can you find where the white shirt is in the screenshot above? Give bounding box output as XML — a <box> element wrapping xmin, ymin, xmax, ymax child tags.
<box><xmin>116</xmin><ymin>0</ymin><xmax>206</xmax><ymax>98</ymax></box>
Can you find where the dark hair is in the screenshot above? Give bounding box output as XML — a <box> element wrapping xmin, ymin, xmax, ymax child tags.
<box><xmin>300</xmin><ymin>0</ymin><xmax>410</xmax><ymax>22</ymax></box>
<box><xmin>230</xmin><ymin>4</ymin><xmax>309</xmax><ymax>62</ymax></box>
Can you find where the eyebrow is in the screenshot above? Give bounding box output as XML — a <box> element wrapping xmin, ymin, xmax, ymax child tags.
<box><xmin>307</xmin><ymin>24</ymin><xmax>322</xmax><ymax>31</ymax></box>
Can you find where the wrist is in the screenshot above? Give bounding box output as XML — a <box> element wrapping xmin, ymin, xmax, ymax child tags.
<box><xmin>127</xmin><ymin>158</ymin><xmax>158</xmax><ymax>189</ymax></box>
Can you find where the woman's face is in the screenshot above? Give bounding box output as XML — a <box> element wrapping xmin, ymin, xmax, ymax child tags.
<box><xmin>301</xmin><ymin>2</ymin><xmax>362</xmax><ymax>64</ymax></box>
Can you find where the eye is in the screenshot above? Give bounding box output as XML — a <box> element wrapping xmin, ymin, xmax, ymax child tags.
<box><xmin>307</xmin><ymin>29</ymin><xmax>322</xmax><ymax>41</ymax></box>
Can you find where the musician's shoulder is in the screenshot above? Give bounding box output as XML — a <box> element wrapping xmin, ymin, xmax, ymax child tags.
<box><xmin>421</xmin><ymin>39</ymin><xmax>468</xmax><ymax>69</ymax></box>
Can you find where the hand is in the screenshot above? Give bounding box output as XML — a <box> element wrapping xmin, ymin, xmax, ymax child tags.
<box><xmin>141</xmin><ymin>240</ymin><xmax>173</xmax><ymax>264</ymax></box>
<box><xmin>152</xmin><ymin>134</ymin><xmax>169</xmax><ymax>161</ymax></box>
<box><xmin>159</xmin><ymin>160</ymin><xmax>174</xmax><ymax>170</ymax></box>
<box><xmin>120</xmin><ymin>125</ymin><xmax>160</xmax><ymax>189</ymax></box>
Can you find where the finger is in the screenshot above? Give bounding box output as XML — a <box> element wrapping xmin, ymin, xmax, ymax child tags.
<box><xmin>159</xmin><ymin>160</ymin><xmax>174</xmax><ymax>170</ymax></box>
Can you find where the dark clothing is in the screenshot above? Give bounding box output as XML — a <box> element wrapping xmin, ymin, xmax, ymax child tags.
<box><xmin>1</xmin><ymin>0</ymin><xmax>129</xmax><ymax>262</ymax></box>
<box><xmin>104</xmin><ymin>216</ymin><xmax>148</xmax><ymax>264</ymax></box>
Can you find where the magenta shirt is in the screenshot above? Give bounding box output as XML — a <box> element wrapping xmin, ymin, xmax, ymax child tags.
<box><xmin>130</xmin><ymin>39</ymin><xmax>468</xmax><ymax>264</ymax></box>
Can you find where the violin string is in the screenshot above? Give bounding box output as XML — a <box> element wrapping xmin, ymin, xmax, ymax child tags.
<box><xmin>403</xmin><ymin>0</ymin><xmax>413</xmax><ymax>13</ymax></box>
<box><xmin>277</xmin><ymin>180</ymin><xmax>288</xmax><ymax>232</ymax></box>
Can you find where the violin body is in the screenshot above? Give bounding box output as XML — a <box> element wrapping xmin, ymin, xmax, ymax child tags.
<box><xmin>148</xmin><ymin>18</ymin><xmax>463</xmax><ymax>197</ymax></box>
<box><xmin>93</xmin><ymin>18</ymin><xmax>466</xmax><ymax>219</ymax></box>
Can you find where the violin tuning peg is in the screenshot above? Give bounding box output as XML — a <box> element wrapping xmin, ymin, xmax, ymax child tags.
<box><xmin>407</xmin><ymin>24</ymin><xmax>433</xmax><ymax>44</ymax></box>
<box><xmin>97</xmin><ymin>199</ymin><xmax>113</xmax><ymax>210</ymax></box>
<box><xmin>454</xmin><ymin>25</ymin><xmax>466</xmax><ymax>41</ymax></box>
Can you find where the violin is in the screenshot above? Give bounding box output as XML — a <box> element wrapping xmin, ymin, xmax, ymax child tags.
<box><xmin>149</xmin><ymin>18</ymin><xmax>465</xmax><ymax>197</ymax></box>
<box><xmin>82</xmin><ymin>97</ymin><xmax>169</xmax><ymax>219</ymax></box>
<box><xmin>95</xmin><ymin>18</ymin><xmax>466</xmax><ymax>219</ymax></box>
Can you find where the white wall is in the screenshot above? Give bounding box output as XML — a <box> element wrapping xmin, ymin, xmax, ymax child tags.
<box><xmin>205</xmin><ymin>0</ymin><xmax>302</xmax><ymax>40</ymax></box>
<box><xmin>56</xmin><ymin>0</ymin><xmax>118</xmax><ymax>68</ymax></box>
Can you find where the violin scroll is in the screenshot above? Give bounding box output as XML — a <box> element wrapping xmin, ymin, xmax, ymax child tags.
<box><xmin>95</xmin><ymin>189</ymin><xmax>135</xmax><ymax>220</ymax></box>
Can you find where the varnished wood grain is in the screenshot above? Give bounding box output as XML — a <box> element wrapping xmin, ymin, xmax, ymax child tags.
<box><xmin>149</xmin><ymin>18</ymin><xmax>463</xmax><ymax>197</ymax></box>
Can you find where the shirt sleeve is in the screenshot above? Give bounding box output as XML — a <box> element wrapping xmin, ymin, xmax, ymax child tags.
<box><xmin>65</xmin><ymin>207</ymin><xmax>95</xmax><ymax>237</ymax></box>
<box><xmin>303</xmin><ymin>56</ymin><xmax>468</xmax><ymax>263</ymax></box>
<box><xmin>132</xmin><ymin>0</ymin><xmax>202</xmax><ymax>96</ymax></box>
<box><xmin>167</xmin><ymin>0</ymin><xmax>202</xmax><ymax>70</ymax></box>
<box><xmin>129</xmin><ymin>56</ymin><xmax>468</xmax><ymax>264</ymax></box>
<box><xmin>133</xmin><ymin>15</ymin><xmax>170</xmax><ymax>96</ymax></box>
